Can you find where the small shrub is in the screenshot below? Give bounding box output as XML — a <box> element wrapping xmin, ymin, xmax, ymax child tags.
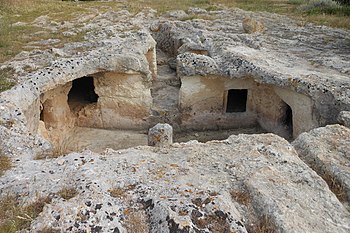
<box><xmin>297</xmin><ymin>0</ymin><xmax>350</xmax><ymax>16</ymax></box>
<box><xmin>109</xmin><ymin>188</ymin><xmax>126</xmax><ymax>198</ymax></box>
<box><xmin>230</xmin><ymin>190</ymin><xmax>251</xmax><ymax>206</ymax></box>
<box><xmin>0</xmin><ymin>150</ymin><xmax>12</xmax><ymax>176</ymax></box>
<box><xmin>109</xmin><ymin>184</ymin><xmax>136</xmax><ymax>199</ymax></box>
<box><xmin>57</xmin><ymin>187</ymin><xmax>78</xmax><ymax>200</ymax></box>
<box><xmin>334</xmin><ymin>0</ymin><xmax>350</xmax><ymax>5</ymax></box>
<box><xmin>0</xmin><ymin>68</ymin><xmax>16</xmax><ymax>92</ymax></box>
<box><xmin>322</xmin><ymin>172</ymin><xmax>347</xmax><ymax>203</ymax></box>
<box><xmin>253</xmin><ymin>215</ymin><xmax>276</xmax><ymax>233</ymax></box>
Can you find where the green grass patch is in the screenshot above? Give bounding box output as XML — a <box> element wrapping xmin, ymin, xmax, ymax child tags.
<box><xmin>0</xmin><ymin>0</ymin><xmax>349</xmax><ymax>94</ymax></box>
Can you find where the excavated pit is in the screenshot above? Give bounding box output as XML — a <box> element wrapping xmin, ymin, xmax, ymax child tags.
<box><xmin>1</xmin><ymin>9</ymin><xmax>350</xmax><ymax>233</ymax></box>
<box><xmin>36</xmin><ymin>45</ymin><xmax>315</xmax><ymax>154</ymax></box>
<box><xmin>30</xmin><ymin>24</ymin><xmax>324</xmax><ymax>155</ymax></box>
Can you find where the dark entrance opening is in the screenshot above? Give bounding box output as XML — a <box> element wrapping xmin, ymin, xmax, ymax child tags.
<box><xmin>226</xmin><ymin>89</ymin><xmax>248</xmax><ymax>113</ymax></box>
<box><xmin>40</xmin><ymin>108</ymin><xmax>44</xmax><ymax>121</ymax></box>
<box><xmin>283</xmin><ymin>104</ymin><xmax>293</xmax><ymax>138</ymax></box>
<box><xmin>68</xmin><ymin>76</ymin><xmax>98</xmax><ymax>111</ymax></box>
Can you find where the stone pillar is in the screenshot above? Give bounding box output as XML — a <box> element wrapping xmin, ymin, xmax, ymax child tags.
<box><xmin>148</xmin><ymin>123</ymin><xmax>173</xmax><ymax>147</ymax></box>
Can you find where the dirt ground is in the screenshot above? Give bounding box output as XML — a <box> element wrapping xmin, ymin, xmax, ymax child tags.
<box><xmin>64</xmin><ymin>126</ymin><xmax>266</xmax><ymax>153</ymax></box>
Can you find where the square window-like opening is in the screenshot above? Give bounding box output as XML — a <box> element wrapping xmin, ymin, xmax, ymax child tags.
<box><xmin>226</xmin><ymin>89</ymin><xmax>247</xmax><ymax>113</ymax></box>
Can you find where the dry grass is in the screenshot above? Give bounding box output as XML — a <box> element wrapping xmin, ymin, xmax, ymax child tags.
<box><xmin>37</xmin><ymin>227</ymin><xmax>60</xmax><ymax>233</ymax></box>
<box><xmin>0</xmin><ymin>195</ymin><xmax>51</xmax><ymax>233</ymax></box>
<box><xmin>123</xmin><ymin>209</ymin><xmax>149</xmax><ymax>233</ymax></box>
<box><xmin>108</xmin><ymin>184</ymin><xmax>137</xmax><ymax>199</ymax></box>
<box><xmin>230</xmin><ymin>190</ymin><xmax>277</xmax><ymax>233</ymax></box>
<box><xmin>252</xmin><ymin>215</ymin><xmax>276</xmax><ymax>233</ymax></box>
<box><xmin>0</xmin><ymin>68</ymin><xmax>16</xmax><ymax>92</ymax></box>
<box><xmin>322</xmin><ymin>172</ymin><xmax>348</xmax><ymax>203</ymax></box>
<box><xmin>109</xmin><ymin>187</ymin><xmax>126</xmax><ymax>198</ymax></box>
<box><xmin>0</xmin><ymin>149</ymin><xmax>12</xmax><ymax>176</ymax></box>
<box><xmin>57</xmin><ymin>187</ymin><xmax>78</xmax><ymax>200</ymax></box>
<box><xmin>230</xmin><ymin>190</ymin><xmax>251</xmax><ymax>206</ymax></box>
<box><xmin>0</xmin><ymin>0</ymin><xmax>348</xmax><ymax>92</ymax></box>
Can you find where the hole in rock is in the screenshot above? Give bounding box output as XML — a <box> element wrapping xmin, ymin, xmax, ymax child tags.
<box><xmin>282</xmin><ymin>103</ymin><xmax>293</xmax><ymax>138</ymax></box>
<box><xmin>68</xmin><ymin>76</ymin><xmax>98</xmax><ymax>111</ymax></box>
<box><xmin>40</xmin><ymin>107</ymin><xmax>44</xmax><ymax>122</ymax></box>
<box><xmin>35</xmin><ymin>37</ymin><xmax>315</xmax><ymax>156</ymax></box>
<box><xmin>226</xmin><ymin>89</ymin><xmax>247</xmax><ymax>113</ymax></box>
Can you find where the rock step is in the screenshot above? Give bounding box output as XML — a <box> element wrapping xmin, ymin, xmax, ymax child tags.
<box><xmin>150</xmin><ymin>64</ymin><xmax>181</xmax><ymax>126</ymax></box>
<box><xmin>293</xmin><ymin>124</ymin><xmax>350</xmax><ymax>211</ymax></box>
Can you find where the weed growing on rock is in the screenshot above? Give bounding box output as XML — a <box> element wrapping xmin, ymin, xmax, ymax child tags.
<box><xmin>109</xmin><ymin>188</ymin><xmax>127</xmax><ymax>199</ymax></box>
<box><xmin>0</xmin><ymin>149</ymin><xmax>12</xmax><ymax>176</ymax></box>
<box><xmin>57</xmin><ymin>187</ymin><xmax>78</xmax><ymax>200</ymax></box>
<box><xmin>109</xmin><ymin>184</ymin><xmax>137</xmax><ymax>199</ymax></box>
<box><xmin>322</xmin><ymin>172</ymin><xmax>348</xmax><ymax>203</ymax></box>
<box><xmin>0</xmin><ymin>68</ymin><xmax>16</xmax><ymax>92</ymax></box>
<box><xmin>230</xmin><ymin>190</ymin><xmax>251</xmax><ymax>206</ymax></box>
<box><xmin>253</xmin><ymin>215</ymin><xmax>276</xmax><ymax>233</ymax></box>
<box><xmin>0</xmin><ymin>195</ymin><xmax>51</xmax><ymax>232</ymax></box>
<box><xmin>123</xmin><ymin>209</ymin><xmax>149</xmax><ymax>233</ymax></box>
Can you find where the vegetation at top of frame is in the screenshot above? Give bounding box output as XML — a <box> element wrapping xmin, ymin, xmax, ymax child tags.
<box><xmin>0</xmin><ymin>0</ymin><xmax>349</xmax><ymax>93</ymax></box>
<box><xmin>296</xmin><ymin>0</ymin><xmax>350</xmax><ymax>16</ymax></box>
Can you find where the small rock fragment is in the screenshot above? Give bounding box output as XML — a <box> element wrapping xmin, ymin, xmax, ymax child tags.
<box><xmin>338</xmin><ymin>111</ymin><xmax>350</xmax><ymax>128</ymax></box>
<box><xmin>148</xmin><ymin>123</ymin><xmax>173</xmax><ymax>147</ymax></box>
<box><xmin>242</xmin><ymin>17</ymin><xmax>264</xmax><ymax>33</ymax></box>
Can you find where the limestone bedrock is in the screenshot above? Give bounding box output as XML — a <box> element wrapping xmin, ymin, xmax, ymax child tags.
<box><xmin>0</xmin><ymin>6</ymin><xmax>349</xmax><ymax>233</ymax></box>
<box><xmin>148</xmin><ymin>123</ymin><xmax>173</xmax><ymax>147</ymax></box>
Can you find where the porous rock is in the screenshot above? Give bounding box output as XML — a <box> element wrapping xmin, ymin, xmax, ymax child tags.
<box><xmin>0</xmin><ymin>5</ymin><xmax>349</xmax><ymax>233</ymax></box>
<box><xmin>293</xmin><ymin>124</ymin><xmax>350</xmax><ymax>209</ymax></box>
<box><xmin>338</xmin><ymin>111</ymin><xmax>350</xmax><ymax>128</ymax></box>
<box><xmin>148</xmin><ymin>123</ymin><xmax>173</xmax><ymax>146</ymax></box>
<box><xmin>0</xmin><ymin>134</ymin><xmax>349</xmax><ymax>232</ymax></box>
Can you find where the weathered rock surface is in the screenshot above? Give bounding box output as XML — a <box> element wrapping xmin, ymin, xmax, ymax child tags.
<box><xmin>0</xmin><ymin>5</ymin><xmax>349</xmax><ymax>233</ymax></box>
<box><xmin>1</xmin><ymin>134</ymin><xmax>349</xmax><ymax>232</ymax></box>
<box><xmin>293</xmin><ymin>124</ymin><xmax>350</xmax><ymax>209</ymax></box>
<box><xmin>338</xmin><ymin>111</ymin><xmax>350</xmax><ymax>128</ymax></box>
<box><xmin>148</xmin><ymin>123</ymin><xmax>173</xmax><ymax>147</ymax></box>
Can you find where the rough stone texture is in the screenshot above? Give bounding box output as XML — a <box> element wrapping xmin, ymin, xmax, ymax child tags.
<box><xmin>242</xmin><ymin>17</ymin><xmax>265</xmax><ymax>33</ymax></box>
<box><xmin>77</xmin><ymin>72</ymin><xmax>153</xmax><ymax>130</ymax></box>
<box><xmin>1</xmin><ymin>7</ymin><xmax>349</xmax><ymax>144</ymax></box>
<box><xmin>0</xmin><ymin>6</ymin><xmax>349</xmax><ymax>233</ymax></box>
<box><xmin>1</xmin><ymin>134</ymin><xmax>349</xmax><ymax>232</ymax></box>
<box><xmin>152</xmin><ymin>10</ymin><xmax>350</xmax><ymax>129</ymax></box>
<box><xmin>179</xmin><ymin>74</ymin><xmax>316</xmax><ymax>138</ymax></box>
<box><xmin>148</xmin><ymin>123</ymin><xmax>173</xmax><ymax>146</ymax></box>
<box><xmin>338</xmin><ymin>111</ymin><xmax>350</xmax><ymax>128</ymax></box>
<box><xmin>293</xmin><ymin>124</ymin><xmax>350</xmax><ymax>209</ymax></box>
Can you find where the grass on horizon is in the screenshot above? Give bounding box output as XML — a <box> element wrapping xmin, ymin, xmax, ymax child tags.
<box><xmin>0</xmin><ymin>0</ymin><xmax>349</xmax><ymax>91</ymax></box>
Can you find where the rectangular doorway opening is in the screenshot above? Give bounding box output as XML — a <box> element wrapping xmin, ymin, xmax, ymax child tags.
<box><xmin>226</xmin><ymin>89</ymin><xmax>248</xmax><ymax>113</ymax></box>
